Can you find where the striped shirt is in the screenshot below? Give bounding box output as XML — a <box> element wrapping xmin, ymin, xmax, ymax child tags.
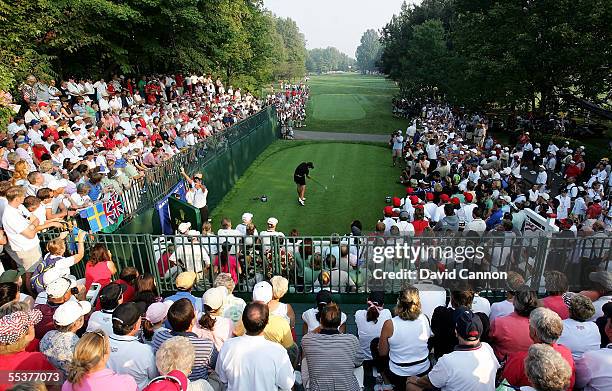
<box><xmin>301</xmin><ymin>330</ymin><xmax>362</xmax><ymax>391</ymax></box>
<box><xmin>151</xmin><ymin>330</ymin><xmax>217</xmax><ymax>380</ymax></box>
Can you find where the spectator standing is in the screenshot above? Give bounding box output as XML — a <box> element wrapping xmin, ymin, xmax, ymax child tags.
<box><xmin>575</xmin><ymin>311</ymin><xmax>612</xmax><ymax>390</ymax></box>
<box><xmin>558</xmin><ymin>293</ymin><xmax>600</xmax><ymax>360</ymax></box>
<box><xmin>154</xmin><ymin>336</ymin><xmax>215</xmax><ymax>391</ymax></box>
<box><xmin>87</xmin><ymin>282</ymin><xmax>124</xmax><ymax>336</ymax></box>
<box><xmin>524</xmin><ymin>344</ymin><xmax>572</xmax><ymax>391</ymax></box>
<box><xmin>215</xmin><ymin>302</ymin><xmax>295</xmax><ymax>391</ymax></box>
<box><xmin>193</xmin><ymin>287</ymin><xmax>234</xmax><ymax>351</ymax></box>
<box><xmin>354</xmin><ymin>291</ymin><xmax>392</xmax><ymax>362</ymax></box>
<box><xmin>213</xmin><ymin>273</ymin><xmax>246</xmax><ymax>324</ymax></box>
<box><xmin>85</xmin><ymin>243</ymin><xmax>117</xmax><ymax>291</ymax></box>
<box><xmin>165</xmin><ymin>272</ymin><xmax>203</xmax><ymax>316</ymax></box>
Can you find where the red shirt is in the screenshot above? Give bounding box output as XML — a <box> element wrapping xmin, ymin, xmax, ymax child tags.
<box><xmin>0</xmin><ymin>351</ymin><xmax>55</xmax><ymax>391</ymax></box>
<box><xmin>490</xmin><ymin>312</ymin><xmax>533</xmax><ymax>359</ymax></box>
<box><xmin>503</xmin><ymin>343</ymin><xmax>575</xmax><ymax>390</ymax></box>
<box><xmin>541</xmin><ymin>295</ymin><xmax>570</xmax><ymax>319</ymax></box>
<box><xmin>85</xmin><ymin>261</ymin><xmax>112</xmax><ymax>291</ymax></box>
<box><xmin>412</xmin><ymin>220</ymin><xmax>430</xmax><ymax>235</ymax></box>
<box><xmin>157</xmin><ymin>252</ymin><xmax>172</xmax><ymax>275</ymax></box>
<box><xmin>565</xmin><ymin>165</ymin><xmax>581</xmax><ymax>178</ymax></box>
<box><xmin>587</xmin><ymin>203</ymin><xmax>602</xmax><ymax>219</ymax></box>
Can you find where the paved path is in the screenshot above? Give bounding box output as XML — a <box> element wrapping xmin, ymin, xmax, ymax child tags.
<box><xmin>293</xmin><ymin>129</ymin><xmax>388</xmax><ymax>143</ymax></box>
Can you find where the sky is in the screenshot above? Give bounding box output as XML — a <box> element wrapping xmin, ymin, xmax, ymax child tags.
<box><xmin>263</xmin><ymin>0</ymin><xmax>409</xmax><ymax>58</ymax></box>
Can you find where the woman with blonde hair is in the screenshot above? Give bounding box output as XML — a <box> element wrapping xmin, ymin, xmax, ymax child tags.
<box><xmin>62</xmin><ymin>330</ymin><xmax>137</xmax><ymax>391</ymax></box>
<box><xmin>268</xmin><ymin>276</ymin><xmax>296</xmax><ymax>329</ymax></box>
<box><xmin>378</xmin><ymin>286</ymin><xmax>432</xmax><ymax>390</ymax></box>
<box><xmin>11</xmin><ymin>160</ymin><xmax>29</xmax><ymax>186</ymax></box>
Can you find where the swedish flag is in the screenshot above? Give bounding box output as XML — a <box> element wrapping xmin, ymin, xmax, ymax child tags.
<box><xmin>84</xmin><ymin>202</ymin><xmax>109</xmax><ymax>233</ymax></box>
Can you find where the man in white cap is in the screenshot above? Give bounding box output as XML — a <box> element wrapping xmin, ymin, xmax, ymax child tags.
<box><xmin>39</xmin><ymin>300</ymin><xmax>91</xmax><ymax>375</ymax></box>
<box><xmin>259</xmin><ymin>217</ymin><xmax>284</xmax><ymax>251</ymax></box>
<box><xmin>536</xmin><ymin>165</ymin><xmax>548</xmax><ymax>189</ymax></box>
<box><xmin>236</xmin><ymin>212</ymin><xmax>258</xmax><ymax>236</ymax></box>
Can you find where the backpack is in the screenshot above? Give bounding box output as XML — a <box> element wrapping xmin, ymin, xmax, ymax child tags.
<box><xmin>143</xmin><ymin>370</ymin><xmax>187</xmax><ymax>391</ymax></box>
<box><xmin>31</xmin><ymin>253</ymin><xmax>64</xmax><ymax>294</ymax></box>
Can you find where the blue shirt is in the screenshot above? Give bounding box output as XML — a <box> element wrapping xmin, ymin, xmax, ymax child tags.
<box><xmin>165</xmin><ymin>291</ymin><xmax>202</xmax><ymax>313</ymax></box>
<box><xmin>486</xmin><ymin>209</ymin><xmax>504</xmax><ymax>230</ymax></box>
<box><xmin>86</xmin><ymin>180</ymin><xmax>102</xmax><ymax>201</ymax></box>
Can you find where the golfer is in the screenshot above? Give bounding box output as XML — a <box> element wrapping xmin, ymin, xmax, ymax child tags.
<box><xmin>294</xmin><ymin>162</ymin><xmax>314</xmax><ymax>206</ymax></box>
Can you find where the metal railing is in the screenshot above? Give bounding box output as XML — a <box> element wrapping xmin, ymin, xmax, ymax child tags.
<box><xmin>47</xmin><ymin>231</ymin><xmax>611</xmax><ymax>296</ymax></box>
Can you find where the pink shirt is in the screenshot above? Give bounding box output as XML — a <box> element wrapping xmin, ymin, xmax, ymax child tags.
<box><xmin>85</xmin><ymin>261</ymin><xmax>112</xmax><ymax>291</ymax></box>
<box><xmin>541</xmin><ymin>295</ymin><xmax>569</xmax><ymax>320</ymax></box>
<box><xmin>61</xmin><ymin>368</ymin><xmax>137</xmax><ymax>391</ymax></box>
<box><xmin>213</xmin><ymin>255</ymin><xmax>239</xmax><ymax>283</ymax></box>
<box><xmin>489</xmin><ymin>312</ymin><xmax>533</xmax><ymax>359</ymax></box>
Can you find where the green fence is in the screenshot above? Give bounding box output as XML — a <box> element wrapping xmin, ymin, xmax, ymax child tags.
<box><xmin>50</xmin><ymin>231</ymin><xmax>611</xmax><ymax>303</ymax></box>
<box><xmin>119</xmin><ymin>106</ymin><xmax>279</xmax><ymax>227</ymax></box>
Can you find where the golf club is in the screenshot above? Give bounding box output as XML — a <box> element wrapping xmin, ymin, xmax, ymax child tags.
<box><xmin>310</xmin><ymin>176</ymin><xmax>328</xmax><ymax>190</ymax></box>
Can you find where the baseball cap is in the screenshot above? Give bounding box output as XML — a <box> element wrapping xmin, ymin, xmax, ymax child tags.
<box><xmin>450</xmin><ymin>197</ymin><xmax>460</xmax><ymax>205</ymax></box>
<box><xmin>440</xmin><ymin>194</ymin><xmax>450</xmax><ymax>202</ymax></box>
<box><xmin>384</xmin><ymin>206</ymin><xmax>393</xmax><ymax>215</ymax></box>
<box><xmin>465</xmin><ymin>193</ymin><xmax>474</xmax><ymax>202</ymax></box>
<box><xmin>590</xmin><ymin>271</ymin><xmax>612</xmax><ymax>291</ymax></box>
<box><xmin>145</xmin><ymin>301</ymin><xmax>173</xmax><ymax>324</ymax></box>
<box><xmin>203</xmin><ymin>287</ymin><xmax>225</xmax><ymax>310</ymax></box>
<box><xmin>45</xmin><ymin>276</ymin><xmax>74</xmax><ymax>298</ymax></box>
<box><xmin>177</xmin><ymin>222</ymin><xmax>191</xmax><ymax>234</ymax></box>
<box><xmin>409</xmin><ymin>196</ymin><xmax>419</xmax><ymax>205</ymax></box>
<box><xmin>176</xmin><ymin>271</ymin><xmax>197</xmax><ymax>290</ymax></box>
<box><xmin>252</xmin><ymin>281</ymin><xmax>273</xmax><ymax>304</ymax></box>
<box><xmin>405</xmin><ymin>187</ymin><xmax>414</xmax><ymax>195</ymax></box>
<box><xmin>53</xmin><ymin>300</ymin><xmax>92</xmax><ymax>326</ymax></box>
<box><xmin>454</xmin><ymin>308</ymin><xmax>483</xmax><ymax>341</ymax></box>
<box><xmin>0</xmin><ymin>309</ymin><xmax>43</xmax><ymax>344</ymax></box>
<box><xmin>0</xmin><ymin>269</ymin><xmax>24</xmax><ymax>283</ymax></box>
<box><xmin>241</xmin><ymin>212</ymin><xmax>253</xmax><ymax>223</ymax></box>
<box><xmin>112</xmin><ymin>302</ymin><xmax>146</xmax><ymax>328</ymax></box>
<box><xmin>267</xmin><ymin>217</ymin><xmax>278</xmax><ymax>226</ymax></box>
<box><xmin>48</xmin><ymin>179</ymin><xmax>68</xmax><ymax>191</ymax></box>
<box><xmin>540</xmin><ymin>193</ymin><xmax>550</xmax><ymax>200</ymax></box>
<box><xmin>316</xmin><ymin>290</ymin><xmax>332</xmax><ymax>305</ymax></box>
<box><xmin>99</xmin><ymin>283</ymin><xmax>126</xmax><ymax>306</ymax></box>
<box><xmin>425</xmin><ymin>192</ymin><xmax>434</xmax><ymax>201</ymax></box>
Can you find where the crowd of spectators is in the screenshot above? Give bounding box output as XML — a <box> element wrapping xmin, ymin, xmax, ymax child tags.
<box><xmin>267</xmin><ymin>82</ymin><xmax>309</xmax><ymax>139</ymax></box>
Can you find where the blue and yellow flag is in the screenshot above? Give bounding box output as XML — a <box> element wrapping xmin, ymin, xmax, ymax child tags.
<box><xmin>83</xmin><ymin>202</ymin><xmax>109</xmax><ymax>233</ymax></box>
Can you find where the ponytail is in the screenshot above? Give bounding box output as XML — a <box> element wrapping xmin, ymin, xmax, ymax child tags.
<box><xmin>199</xmin><ymin>307</ymin><xmax>216</xmax><ymax>330</ymax></box>
<box><xmin>67</xmin><ymin>361</ymin><xmax>93</xmax><ymax>386</ymax></box>
<box><xmin>366</xmin><ymin>306</ymin><xmax>380</xmax><ymax>323</ymax></box>
<box><xmin>142</xmin><ymin>319</ymin><xmax>155</xmax><ymax>342</ymax></box>
<box><xmin>67</xmin><ymin>331</ymin><xmax>107</xmax><ymax>385</ymax></box>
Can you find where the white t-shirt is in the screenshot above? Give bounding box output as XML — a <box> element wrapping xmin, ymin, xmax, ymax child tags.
<box><xmin>472</xmin><ymin>295</ymin><xmax>491</xmax><ymax>316</ymax></box>
<box><xmin>393</xmin><ymin>136</ymin><xmax>404</xmax><ymax>150</ymax></box>
<box><xmin>301</xmin><ymin>307</ymin><xmax>347</xmax><ymax>333</ymax></box>
<box><xmin>354</xmin><ymin>308</ymin><xmax>392</xmax><ymax>360</ymax></box>
<box><xmin>215</xmin><ymin>335</ymin><xmax>295</xmax><ymax>391</ymax></box>
<box><xmin>590</xmin><ymin>295</ymin><xmax>612</xmax><ymax>321</ymax></box>
<box><xmin>428</xmin><ymin>342</ymin><xmax>500</xmax><ymax>391</ymax></box>
<box><xmin>2</xmin><ymin>204</ymin><xmax>39</xmax><ymax>252</ymax></box>
<box><xmin>489</xmin><ymin>299</ymin><xmax>514</xmax><ymax>322</ymax></box>
<box><xmin>415</xmin><ymin>283</ymin><xmax>447</xmax><ymax>320</ymax></box>
<box><xmin>558</xmin><ymin>318</ymin><xmax>602</xmax><ymax>360</ymax></box>
<box><xmin>575</xmin><ymin>345</ymin><xmax>612</xmax><ymax>391</ymax></box>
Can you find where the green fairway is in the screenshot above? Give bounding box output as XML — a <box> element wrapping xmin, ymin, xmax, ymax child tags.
<box><xmin>304</xmin><ymin>73</ymin><xmax>408</xmax><ymax>134</ymax></box>
<box><xmin>210</xmin><ymin>141</ymin><xmax>404</xmax><ymax>235</ymax></box>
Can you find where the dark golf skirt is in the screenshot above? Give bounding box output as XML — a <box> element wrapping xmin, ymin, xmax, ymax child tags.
<box><xmin>294</xmin><ymin>174</ymin><xmax>306</xmax><ymax>186</ymax></box>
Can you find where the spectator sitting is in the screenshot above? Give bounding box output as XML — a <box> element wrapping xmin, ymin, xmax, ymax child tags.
<box><xmin>215</xmin><ymin>302</ymin><xmax>295</xmax><ymax>390</ymax></box>
<box><xmin>302</xmin><ymin>290</ymin><xmax>347</xmax><ymax>334</ymax></box>
<box><xmin>132</xmin><ymin>273</ymin><xmax>163</xmax><ymax>309</ymax></box>
<box><xmin>525</xmin><ymin>344</ymin><xmax>572</xmax><ymax>391</ymax></box>
<box><xmin>354</xmin><ymin>291</ymin><xmax>392</xmax><ymax>368</ymax></box>
<box><xmin>490</xmin><ymin>285</ymin><xmax>539</xmax><ymax>359</ymax></box>
<box><xmin>503</xmin><ymin>307</ymin><xmax>575</xmax><ymax>389</ymax></box>
<box><xmin>154</xmin><ymin>336</ymin><xmax>215</xmax><ymax>391</ymax></box>
<box><xmin>114</xmin><ymin>267</ymin><xmax>138</xmax><ymax>303</ymax></box>
<box><xmin>107</xmin><ymin>302</ymin><xmax>158</xmax><ymax>389</ymax></box>
<box><xmin>34</xmin><ymin>271</ymin><xmax>80</xmax><ymax>340</ymax></box>
<box><xmin>213</xmin><ymin>273</ymin><xmax>246</xmax><ymax>324</ymax></box>
<box><xmin>141</xmin><ymin>302</ymin><xmax>171</xmax><ymax>345</ymax></box>
<box><xmin>268</xmin><ymin>276</ymin><xmax>296</xmax><ymax>330</ymax></box>
<box><xmin>213</xmin><ymin>242</ymin><xmax>240</xmax><ymax>285</ymax></box>
<box><xmin>165</xmin><ymin>272</ymin><xmax>203</xmax><ymax>317</ymax></box>
<box><xmin>0</xmin><ymin>308</ymin><xmax>56</xmax><ymax>387</ymax></box>
<box><xmin>151</xmin><ymin>298</ymin><xmax>217</xmax><ymax>381</ymax></box>
<box><xmin>406</xmin><ymin>309</ymin><xmax>500</xmax><ymax>391</ymax></box>
<box><xmin>430</xmin><ymin>284</ymin><xmax>490</xmax><ymax>359</ymax></box>
<box><xmin>434</xmin><ymin>203</ymin><xmax>459</xmax><ymax>232</ymax></box>
<box><xmin>541</xmin><ymin>271</ymin><xmax>570</xmax><ymax>319</ymax></box>
<box><xmin>302</xmin><ymin>302</ymin><xmax>363</xmax><ymax>390</ymax></box>
<box><xmin>378</xmin><ymin>286</ymin><xmax>432</xmax><ymax>390</ymax></box>
<box><xmin>39</xmin><ymin>300</ymin><xmax>91</xmax><ymax>376</ymax></box>
<box><xmin>489</xmin><ymin>271</ymin><xmax>525</xmax><ymax>321</ymax></box>
<box><xmin>87</xmin><ymin>282</ymin><xmax>125</xmax><ymax>336</ymax></box>
<box><xmin>575</xmin><ymin>310</ymin><xmax>612</xmax><ymax>390</ymax></box>
<box><xmin>558</xmin><ymin>293</ymin><xmax>601</xmax><ymax>361</ymax></box>
<box><xmin>193</xmin><ymin>287</ymin><xmax>234</xmax><ymax>351</ymax></box>
<box><xmin>63</xmin><ymin>330</ymin><xmax>137</xmax><ymax>391</ymax></box>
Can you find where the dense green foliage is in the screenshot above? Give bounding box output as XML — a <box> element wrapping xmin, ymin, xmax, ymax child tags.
<box><xmin>355</xmin><ymin>29</ymin><xmax>382</xmax><ymax>73</ymax></box>
<box><xmin>306</xmin><ymin>47</ymin><xmax>356</xmax><ymax>74</ymax></box>
<box><xmin>210</xmin><ymin>141</ymin><xmax>404</xmax><ymax>235</ymax></box>
<box><xmin>380</xmin><ymin>0</ymin><xmax>612</xmax><ymax>111</ymax></box>
<box><xmin>304</xmin><ymin>74</ymin><xmax>408</xmax><ymax>134</ymax></box>
<box><xmin>0</xmin><ymin>0</ymin><xmax>306</xmax><ymax>106</ymax></box>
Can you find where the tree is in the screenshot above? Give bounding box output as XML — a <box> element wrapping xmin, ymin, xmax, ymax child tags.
<box><xmin>274</xmin><ymin>17</ymin><xmax>307</xmax><ymax>81</ymax></box>
<box><xmin>355</xmin><ymin>29</ymin><xmax>382</xmax><ymax>73</ymax></box>
<box><xmin>306</xmin><ymin>47</ymin><xmax>355</xmax><ymax>74</ymax></box>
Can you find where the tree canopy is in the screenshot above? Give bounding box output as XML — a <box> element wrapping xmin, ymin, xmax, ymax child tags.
<box><xmin>355</xmin><ymin>29</ymin><xmax>382</xmax><ymax>73</ymax></box>
<box><xmin>306</xmin><ymin>47</ymin><xmax>356</xmax><ymax>74</ymax></box>
<box><xmin>0</xmin><ymin>0</ymin><xmax>306</xmax><ymax>97</ymax></box>
<box><xmin>380</xmin><ymin>0</ymin><xmax>612</xmax><ymax>111</ymax></box>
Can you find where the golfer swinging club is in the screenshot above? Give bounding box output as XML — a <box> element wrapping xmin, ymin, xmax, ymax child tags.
<box><xmin>294</xmin><ymin>161</ymin><xmax>314</xmax><ymax>206</ymax></box>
